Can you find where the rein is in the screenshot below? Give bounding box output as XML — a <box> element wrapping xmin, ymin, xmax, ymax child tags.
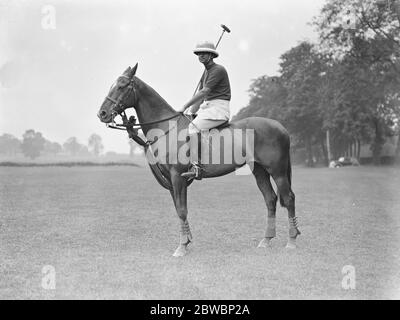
<box><xmin>104</xmin><ymin>73</ymin><xmax>192</xmax><ymax>150</ymax></box>
<box><xmin>107</xmin><ymin>112</ymin><xmax>182</xmax><ymax>130</ymax></box>
<box><xmin>105</xmin><ymin>74</ymin><xmax>182</xmax><ymax>131</ymax></box>
<box><xmin>109</xmin><ymin>111</ymin><xmax>184</xmax><ymax>148</ymax></box>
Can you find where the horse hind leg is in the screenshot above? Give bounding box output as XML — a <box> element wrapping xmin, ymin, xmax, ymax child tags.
<box><xmin>252</xmin><ymin>163</ymin><xmax>277</xmax><ymax>248</ymax></box>
<box><xmin>273</xmin><ymin>174</ymin><xmax>301</xmax><ymax>249</ymax></box>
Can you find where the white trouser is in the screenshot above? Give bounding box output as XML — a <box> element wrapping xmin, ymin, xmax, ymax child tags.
<box><xmin>188</xmin><ymin>118</ymin><xmax>227</xmax><ymax>135</ymax></box>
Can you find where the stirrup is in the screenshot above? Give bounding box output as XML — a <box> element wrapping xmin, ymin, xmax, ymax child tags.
<box><xmin>181</xmin><ymin>163</ymin><xmax>203</xmax><ymax>180</ymax></box>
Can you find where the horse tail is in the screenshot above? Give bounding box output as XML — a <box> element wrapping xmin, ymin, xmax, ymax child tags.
<box><xmin>287</xmin><ymin>153</ymin><xmax>292</xmax><ymax>187</ymax></box>
<box><xmin>279</xmin><ymin>154</ymin><xmax>292</xmax><ymax>207</ymax></box>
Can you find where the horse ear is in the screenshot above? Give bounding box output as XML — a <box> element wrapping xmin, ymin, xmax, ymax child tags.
<box><xmin>123</xmin><ymin>66</ymin><xmax>131</xmax><ymax>75</ymax></box>
<box><xmin>130</xmin><ymin>63</ymin><xmax>138</xmax><ymax>78</ymax></box>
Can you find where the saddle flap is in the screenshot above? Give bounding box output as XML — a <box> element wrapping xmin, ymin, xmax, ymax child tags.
<box><xmin>215</xmin><ymin>120</ymin><xmax>230</xmax><ymax>130</ymax></box>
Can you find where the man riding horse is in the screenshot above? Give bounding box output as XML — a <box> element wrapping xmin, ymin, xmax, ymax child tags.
<box><xmin>98</xmin><ymin>50</ymin><xmax>300</xmax><ymax>256</ymax></box>
<box><xmin>178</xmin><ymin>41</ymin><xmax>231</xmax><ymax>180</ymax></box>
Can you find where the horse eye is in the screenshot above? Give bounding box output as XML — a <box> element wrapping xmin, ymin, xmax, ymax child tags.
<box><xmin>119</xmin><ymin>79</ymin><xmax>129</xmax><ymax>87</ymax></box>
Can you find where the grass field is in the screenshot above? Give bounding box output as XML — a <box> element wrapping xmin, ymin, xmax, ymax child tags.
<box><xmin>0</xmin><ymin>153</ymin><xmax>147</xmax><ymax>166</ymax></box>
<box><xmin>1</xmin><ymin>165</ymin><xmax>399</xmax><ymax>299</ymax></box>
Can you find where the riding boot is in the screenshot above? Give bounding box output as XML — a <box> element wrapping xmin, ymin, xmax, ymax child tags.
<box><xmin>181</xmin><ymin>132</ymin><xmax>204</xmax><ymax>180</ymax></box>
<box><xmin>181</xmin><ymin>161</ymin><xmax>203</xmax><ymax>180</ymax></box>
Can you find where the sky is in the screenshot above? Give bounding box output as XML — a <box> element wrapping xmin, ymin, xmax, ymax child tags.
<box><xmin>0</xmin><ymin>0</ymin><xmax>325</xmax><ymax>153</ymax></box>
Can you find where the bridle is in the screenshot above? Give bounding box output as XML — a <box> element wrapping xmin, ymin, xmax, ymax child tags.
<box><xmin>105</xmin><ymin>75</ymin><xmax>137</xmax><ymax>129</ymax></box>
<box><xmin>104</xmin><ymin>73</ymin><xmax>184</xmax><ymax>147</ymax></box>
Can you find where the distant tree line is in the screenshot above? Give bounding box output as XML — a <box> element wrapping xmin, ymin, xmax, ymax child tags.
<box><xmin>0</xmin><ymin>130</ymin><xmax>104</xmax><ymax>159</ymax></box>
<box><xmin>234</xmin><ymin>0</ymin><xmax>400</xmax><ymax>166</ymax></box>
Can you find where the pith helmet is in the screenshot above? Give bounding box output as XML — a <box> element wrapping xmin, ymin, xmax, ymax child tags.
<box><xmin>193</xmin><ymin>41</ymin><xmax>219</xmax><ymax>58</ymax></box>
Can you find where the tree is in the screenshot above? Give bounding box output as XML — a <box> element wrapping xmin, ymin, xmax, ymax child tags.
<box><xmin>235</xmin><ymin>42</ymin><xmax>328</xmax><ymax>166</ymax></box>
<box><xmin>21</xmin><ymin>130</ymin><xmax>46</xmax><ymax>159</ymax></box>
<box><xmin>43</xmin><ymin>140</ymin><xmax>62</xmax><ymax>155</ymax></box>
<box><xmin>313</xmin><ymin>0</ymin><xmax>400</xmax><ymax>62</ymax></box>
<box><xmin>0</xmin><ymin>134</ymin><xmax>21</xmax><ymax>155</ymax></box>
<box><xmin>79</xmin><ymin>145</ymin><xmax>91</xmax><ymax>157</ymax></box>
<box><xmin>233</xmin><ymin>76</ymin><xmax>287</xmax><ymax>122</ymax></box>
<box><xmin>234</xmin><ymin>0</ymin><xmax>400</xmax><ymax>166</ymax></box>
<box><xmin>279</xmin><ymin>42</ymin><xmax>328</xmax><ymax>166</ymax></box>
<box><xmin>88</xmin><ymin>134</ymin><xmax>104</xmax><ymax>156</ymax></box>
<box><xmin>321</xmin><ymin>55</ymin><xmax>381</xmax><ymax>161</ymax></box>
<box><xmin>63</xmin><ymin>137</ymin><xmax>83</xmax><ymax>156</ymax></box>
<box><xmin>313</xmin><ymin>0</ymin><xmax>400</xmax><ymax>164</ymax></box>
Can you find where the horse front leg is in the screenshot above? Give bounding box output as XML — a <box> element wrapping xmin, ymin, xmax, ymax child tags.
<box><xmin>170</xmin><ymin>172</ymin><xmax>192</xmax><ymax>257</ymax></box>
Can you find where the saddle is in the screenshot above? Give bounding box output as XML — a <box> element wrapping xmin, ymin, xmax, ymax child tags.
<box><xmin>186</xmin><ymin>114</ymin><xmax>230</xmax><ymax>130</ymax></box>
<box><xmin>215</xmin><ymin>120</ymin><xmax>230</xmax><ymax>130</ymax></box>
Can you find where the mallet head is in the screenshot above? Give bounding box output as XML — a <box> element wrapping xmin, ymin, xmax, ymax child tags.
<box><xmin>221</xmin><ymin>24</ymin><xmax>231</xmax><ymax>33</ymax></box>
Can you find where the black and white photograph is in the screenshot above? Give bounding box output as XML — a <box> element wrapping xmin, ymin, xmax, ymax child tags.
<box><xmin>0</xmin><ymin>0</ymin><xmax>399</xmax><ymax>304</ymax></box>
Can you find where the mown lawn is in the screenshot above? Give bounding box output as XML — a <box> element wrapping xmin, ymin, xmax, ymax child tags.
<box><xmin>0</xmin><ymin>165</ymin><xmax>399</xmax><ymax>299</ymax></box>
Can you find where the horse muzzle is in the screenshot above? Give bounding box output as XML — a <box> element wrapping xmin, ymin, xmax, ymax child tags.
<box><xmin>97</xmin><ymin>110</ymin><xmax>115</xmax><ymax>123</ymax></box>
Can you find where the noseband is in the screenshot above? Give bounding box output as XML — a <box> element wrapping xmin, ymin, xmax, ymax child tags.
<box><xmin>106</xmin><ymin>75</ymin><xmax>137</xmax><ymax>118</ymax></box>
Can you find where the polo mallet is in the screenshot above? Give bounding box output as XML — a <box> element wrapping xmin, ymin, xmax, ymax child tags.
<box><xmin>216</xmin><ymin>24</ymin><xmax>231</xmax><ymax>47</ymax></box>
<box><xmin>192</xmin><ymin>24</ymin><xmax>231</xmax><ymax>96</ymax></box>
<box><xmin>183</xmin><ymin>24</ymin><xmax>231</xmax><ymax>145</ymax></box>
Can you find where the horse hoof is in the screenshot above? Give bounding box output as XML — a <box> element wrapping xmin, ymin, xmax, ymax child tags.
<box><xmin>285</xmin><ymin>241</ymin><xmax>297</xmax><ymax>250</ymax></box>
<box><xmin>257</xmin><ymin>238</ymin><xmax>272</xmax><ymax>248</ymax></box>
<box><xmin>172</xmin><ymin>245</ymin><xmax>187</xmax><ymax>257</ymax></box>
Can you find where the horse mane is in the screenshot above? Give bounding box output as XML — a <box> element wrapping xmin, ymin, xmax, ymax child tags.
<box><xmin>134</xmin><ymin>77</ymin><xmax>177</xmax><ymax>114</ymax></box>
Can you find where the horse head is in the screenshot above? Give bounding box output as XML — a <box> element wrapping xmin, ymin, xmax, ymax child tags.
<box><xmin>98</xmin><ymin>63</ymin><xmax>138</xmax><ymax>123</ymax></box>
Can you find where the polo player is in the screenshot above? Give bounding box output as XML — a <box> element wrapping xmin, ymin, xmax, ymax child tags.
<box><xmin>178</xmin><ymin>41</ymin><xmax>231</xmax><ymax>180</ymax></box>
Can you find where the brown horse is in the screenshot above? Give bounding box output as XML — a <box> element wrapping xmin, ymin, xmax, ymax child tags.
<box><xmin>98</xmin><ymin>64</ymin><xmax>300</xmax><ymax>256</ymax></box>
